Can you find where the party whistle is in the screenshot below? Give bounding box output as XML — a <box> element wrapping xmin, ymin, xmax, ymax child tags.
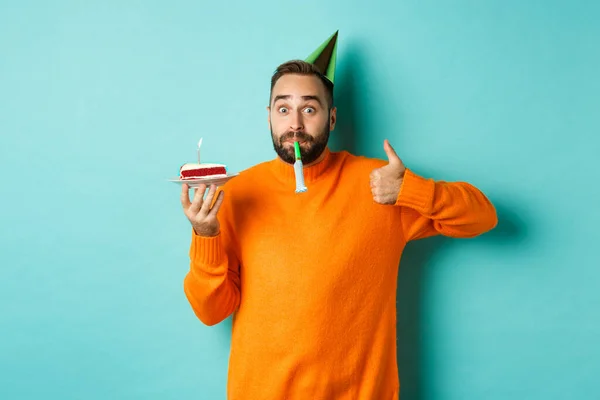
<box><xmin>293</xmin><ymin>141</ymin><xmax>307</xmax><ymax>193</ymax></box>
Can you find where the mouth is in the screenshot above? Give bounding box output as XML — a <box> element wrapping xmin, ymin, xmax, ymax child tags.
<box><xmin>283</xmin><ymin>139</ymin><xmax>307</xmax><ymax>145</ymax></box>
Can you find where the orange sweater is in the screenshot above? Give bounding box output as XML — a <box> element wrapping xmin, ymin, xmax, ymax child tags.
<box><xmin>183</xmin><ymin>147</ymin><xmax>497</xmax><ymax>399</ymax></box>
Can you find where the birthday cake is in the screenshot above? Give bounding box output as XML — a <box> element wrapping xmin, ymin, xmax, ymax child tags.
<box><xmin>179</xmin><ymin>163</ymin><xmax>227</xmax><ymax>180</ymax></box>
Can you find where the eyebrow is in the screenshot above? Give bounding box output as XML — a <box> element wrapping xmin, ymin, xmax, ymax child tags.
<box><xmin>272</xmin><ymin>95</ymin><xmax>323</xmax><ymax>107</ymax></box>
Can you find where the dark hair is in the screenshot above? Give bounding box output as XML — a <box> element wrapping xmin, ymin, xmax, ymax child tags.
<box><xmin>270</xmin><ymin>60</ymin><xmax>334</xmax><ymax>108</ymax></box>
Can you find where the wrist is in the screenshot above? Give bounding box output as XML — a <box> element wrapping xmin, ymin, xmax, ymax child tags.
<box><xmin>193</xmin><ymin>226</ymin><xmax>220</xmax><ymax>237</ymax></box>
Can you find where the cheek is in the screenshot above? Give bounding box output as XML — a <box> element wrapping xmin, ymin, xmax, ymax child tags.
<box><xmin>307</xmin><ymin>115</ymin><xmax>328</xmax><ymax>131</ymax></box>
<box><xmin>270</xmin><ymin>117</ymin><xmax>287</xmax><ymax>133</ymax></box>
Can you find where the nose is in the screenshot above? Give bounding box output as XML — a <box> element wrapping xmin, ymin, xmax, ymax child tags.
<box><xmin>289</xmin><ymin>110</ymin><xmax>304</xmax><ymax>131</ymax></box>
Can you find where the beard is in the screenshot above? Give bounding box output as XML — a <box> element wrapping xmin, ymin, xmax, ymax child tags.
<box><xmin>270</xmin><ymin>119</ymin><xmax>330</xmax><ymax>165</ymax></box>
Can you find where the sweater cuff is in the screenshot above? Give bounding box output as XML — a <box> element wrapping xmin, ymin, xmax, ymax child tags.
<box><xmin>395</xmin><ymin>168</ymin><xmax>435</xmax><ymax>210</ymax></box>
<box><xmin>189</xmin><ymin>230</ymin><xmax>224</xmax><ymax>266</ymax></box>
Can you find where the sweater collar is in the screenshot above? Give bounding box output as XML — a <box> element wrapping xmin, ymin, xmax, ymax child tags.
<box><xmin>272</xmin><ymin>147</ymin><xmax>334</xmax><ymax>185</ymax></box>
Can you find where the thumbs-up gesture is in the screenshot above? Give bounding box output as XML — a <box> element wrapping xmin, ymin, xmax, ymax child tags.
<box><xmin>370</xmin><ymin>140</ymin><xmax>407</xmax><ymax>205</ymax></box>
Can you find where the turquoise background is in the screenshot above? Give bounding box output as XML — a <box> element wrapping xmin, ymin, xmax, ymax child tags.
<box><xmin>1</xmin><ymin>0</ymin><xmax>599</xmax><ymax>399</ymax></box>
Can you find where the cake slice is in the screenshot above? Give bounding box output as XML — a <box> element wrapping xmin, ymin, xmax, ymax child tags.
<box><xmin>179</xmin><ymin>163</ymin><xmax>227</xmax><ymax>180</ymax></box>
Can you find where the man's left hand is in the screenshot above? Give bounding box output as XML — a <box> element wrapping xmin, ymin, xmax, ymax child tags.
<box><xmin>370</xmin><ymin>139</ymin><xmax>407</xmax><ymax>205</ymax></box>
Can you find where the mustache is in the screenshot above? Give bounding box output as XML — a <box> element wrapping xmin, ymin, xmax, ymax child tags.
<box><xmin>279</xmin><ymin>131</ymin><xmax>313</xmax><ymax>143</ymax></box>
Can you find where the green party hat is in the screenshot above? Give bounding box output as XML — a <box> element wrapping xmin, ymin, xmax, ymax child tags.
<box><xmin>305</xmin><ymin>30</ymin><xmax>338</xmax><ymax>84</ymax></box>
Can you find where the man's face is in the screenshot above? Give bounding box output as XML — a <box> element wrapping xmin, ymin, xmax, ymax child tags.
<box><xmin>268</xmin><ymin>74</ymin><xmax>336</xmax><ymax>165</ymax></box>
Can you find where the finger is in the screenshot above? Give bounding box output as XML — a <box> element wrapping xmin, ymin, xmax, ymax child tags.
<box><xmin>370</xmin><ymin>170</ymin><xmax>380</xmax><ymax>186</ymax></box>
<box><xmin>200</xmin><ymin>184</ymin><xmax>217</xmax><ymax>215</ymax></box>
<box><xmin>189</xmin><ymin>184</ymin><xmax>207</xmax><ymax>214</ymax></box>
<box><xmin>208</xmin><ymin>190</ymin><xmax>225</xmax><ymax>217</ymax></box>
<box><xmin>180</xmin><ymin>184</ymin><xmax>191</xmax><ymax>209</ymax></box>
<box><xmin>384</xmin><ymin>139</ymin><xmax>402</xmax><ymax>166</ymax></box>
<box><xmin>370</xmin><ymin>168</ymin><xmax>380</xmax><ymax>180</ymax></box>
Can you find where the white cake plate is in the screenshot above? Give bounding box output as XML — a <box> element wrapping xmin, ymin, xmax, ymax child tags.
<box><xmin>168</xmin><ymin>173</ymin><xmax>239</xmax><ymax>188</ymax></box>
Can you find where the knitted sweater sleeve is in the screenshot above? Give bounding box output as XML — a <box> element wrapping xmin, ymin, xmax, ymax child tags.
<box><xmin>395</xmin><ymin>168</ymin><xmax>498</xmax><ymax>241</ymax></box>
<box><xmin>183</xmin><ymin>201</ymin><xmax>241</xmax><ymax>326</ymax></box>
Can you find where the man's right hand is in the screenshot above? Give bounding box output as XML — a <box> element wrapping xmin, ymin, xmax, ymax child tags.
<box><xmin>180</xmin><ymin>183</ymin><xmax>225</xmax><ymax>237</ymax></box>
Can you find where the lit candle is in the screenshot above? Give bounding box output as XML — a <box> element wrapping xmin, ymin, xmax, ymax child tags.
<box><xmin>197</xmin><ymin>138</ymin><xmax>203</xmax><ymax>164</ymax></box>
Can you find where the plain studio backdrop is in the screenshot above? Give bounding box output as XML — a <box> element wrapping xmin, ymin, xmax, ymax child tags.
<box><xmin>1</xmin><ymin>1</ymin><xmax>599</xmax><ymax>399</ymax></box>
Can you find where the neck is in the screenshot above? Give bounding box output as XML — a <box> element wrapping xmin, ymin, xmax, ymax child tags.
<box><xmin>277</xmin><ymin>146</ymin><xmax>329</xmax><ymax>167</ymax></box>
<box><xmin>272</xmin><ymin>146</ymin><xmax>334</xmax><ymax>185</ymax></box>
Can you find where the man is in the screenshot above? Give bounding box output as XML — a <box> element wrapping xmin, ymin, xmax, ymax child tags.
<box><xmin>179</xmin><ymin>32</ymin><xmax>497</xmax><ymax>400</ymax></box>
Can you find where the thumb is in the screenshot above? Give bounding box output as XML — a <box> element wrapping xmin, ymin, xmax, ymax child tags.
<box><xmin>383</xmin><ymin>139</ymin><xmax>401</xmax><ymax>166</ymax></box>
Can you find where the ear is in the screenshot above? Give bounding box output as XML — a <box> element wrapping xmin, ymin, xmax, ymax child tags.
<box><xmin>266</xmin><ymin>105</ymin><xmax>271</xmax><ymax>125</ymax></box>
<box><xmin>329</xmin><ymin>107</ymin><xmax>337</xmax><ymax>131</ymax></box>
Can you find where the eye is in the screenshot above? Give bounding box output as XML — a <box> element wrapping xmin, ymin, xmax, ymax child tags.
<box><xmin>278</xmin><ymin>107</ymin><xmax>288</xmax><ymax>113</ymax></box>
<box><xmin>304</xmin><ymin>107</ymin><xmax>315</xmax><ymax>114</ymax></box>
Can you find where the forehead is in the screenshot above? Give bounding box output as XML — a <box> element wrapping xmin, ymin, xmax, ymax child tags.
<box><xmin>271</xmin><ymin>74</ymin><xmax>326</xmax><ymax>101</ymax></box>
